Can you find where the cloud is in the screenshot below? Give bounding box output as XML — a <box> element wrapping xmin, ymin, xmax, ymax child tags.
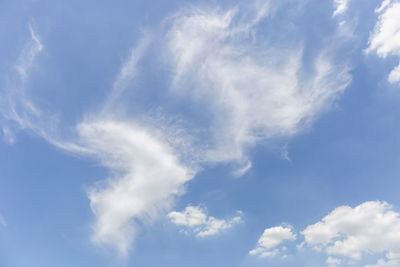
<box><xmin>0</xmin><ymin>26</ymin><xmax>194</xmax><ymax>257</ymax></box>
<box><xmin>79</xmin><ymin>119</ymin><xmax>194</xmax><ymax>257</ymax></box>
<box><xmin>0</xmin><ymin>23</ymin><xmax>43</xmax><ymax>133</ymax></box>
<box><xmin>0</xmin><ymin>23</ymin><xmax>86</xmax><ymax>153</ymax></box>
<box><xmin>249</xmin><ymin>225</ymin><xmax>296</xmax><ymax>258</ymax></box>
<box><xmin>366</xmin><ymin>1</ymin><xmax>400</xmax><ymax>83</ymax></box>
<box><xmin>0</xmin><ymin>1</ymin><xmax>354</xmax><ymax>257</ymax></box>
<box><xmin>301</xmin><ymin>201</ymin><xmax>400</xmax><ymax>266</ymax></box>
<box><xmin>375</xmin><ymin>0</ymin><xmax>393</xmax><ymax>13</ymax></box>
<box><xmin>165</xmin><ymin>2</ymin><xmax>352</xmax><ymax>173</ymax></box>
<box><xmin>333</xmin><ymin>0</ymin><xmax>349</xmax><ymax>16</ymax></box>
<box><xmin>168</xmin><ymin>206</ymin><xmax>242</xmax><ymax>237</ymax></box>
<box><xmin>102</xmin><ymin>33</ymin><xmax>152</xmax><ymax>113</ymax></box>
<box><xmin>0</xmin><ymin>215</ymin><xmax>6</xmax><ymax>227</ymax></box>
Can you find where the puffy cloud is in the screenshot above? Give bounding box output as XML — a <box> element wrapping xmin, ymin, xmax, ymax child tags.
<box><xmin>166</xmin><ymin>2</ymin><xmax>352</xmax><ymax>172</ymax></box>
<box><xmin>333</xmin><ymin>0</ymin><xmax>349</xmax><ymax>16</ymax></box>
<box><xmin>367</xmin><ymin>1</ymin><xmax>400</xmax><ymax>83</ymax></box>
<box><xmin>301</xmin><ymin>201</ymin><xmax>400</xmax><ymax>266</ymax></box>
<box><xmin>249</xmin><ymin>225</ymin><xmax>296</xmax><ymax>258</ymax></box>
<box><xmin>168</xmin><ymin>206</ymin><xmax>242</xmax><ymax>237</ymax></box>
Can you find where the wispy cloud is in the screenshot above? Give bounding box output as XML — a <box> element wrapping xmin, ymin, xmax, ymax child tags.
<box><xmin>0</xmin><ymin>1</ymin><xmax>356</xmax><ymax>258</ymax></box>
<box><xmin>102</xmin><ymin>34</ymin><xmax>152</xmax><ymax>113</ymax></box>
<box><xmin>0</xmin><ymin>23</ymin><xmax>86</xmax><ymax>153</ymax></box>
<box><xmin>0</xmin><ymin>22</ymin><xmax>44</xmax><ymax>134</ymax></box>
<box><xmin>333</xmin><ymin>0</ymin><xmax>349</xmax><ymax>16</ymax></box>
<box><xmin>75</xmin><ymin>35</ymin><xmax>197</xmax><ymax>257</ymax></box>
<box><xmin>80</xmin><ymin>119</ymin><xmax>194</xmax><ymax>257</ymax></box>
<box><xmin>0</xmin><ymin>215</ymin><xmax>6</xmax><ymax>228</ymax></box>
<box><xmin>165</xmin><ymin>2</ymin><xmax>352</xmax><ymax>173</ymax></box>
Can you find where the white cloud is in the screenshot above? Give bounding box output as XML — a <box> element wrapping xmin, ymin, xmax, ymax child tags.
<box><xmin>333</xmin><ymin>0</ymin><xmax>349</xmax><ymax>16</ymax></box>
<box><xmin>102</xmin><ymin>34</ymin><xmax>151</xmax><ymax>113</ymax></box>
<box><xmin>375</xmin><ymin>0</ymin><xmax>393</xmax><ymax>13</ymax></box>
<box><xmin>14</xmin><ymin>24</ymin><xmax>43</xmax><ymax>82</ymax></box>
<box><xmin>1</xmin><ymin>126</ymin><xmax>15</xmax><ymax>144</ymax></box>
<box><xmin>166</xmin><ymin>2</ymin><xmax>351</xmax><ymax>173</ymax></box>
<box><xmin>249</xmin><ymin>225</ymin><xmax>296</xmax><ymax>258</ymax></box>
<box><xmin>301</xmin><ymin>201</ymin><xmax>400</xmax><ymax>266</ymax></box>
<box><xmin>0</xmin><ymin>23</ymin><xmax>84</xmax><ymax>153</ymax></box>
<box><xmin>367</xmin><ymin>1</ymin><xmax>400</xmax><ymax>83</ymax></box>
<box><xmin>1</xmin><ymin>23</ymin><xmax>43</xmax><ymax>131</ymax></box>
<box><xmin>389</xmin><ymin>63</ymin><xmax>400</xmax><ymax>83</ymax></box>
<box><xmin>0</xmin><ymin>2</ymin><xmax>354</xmax><ymax>258</ymax></box>
<box><xmin>168</xmin><ymin>206</ymin><xmax>242</xmax><ymax>237</ymax></box>
<box><xmin>79</xmin><ymin>119</ymin><xmax>194</xmax><ymax>257</ymax></box>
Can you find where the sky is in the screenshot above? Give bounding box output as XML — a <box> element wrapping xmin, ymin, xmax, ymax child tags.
<box><xmin>1</xmin><ymin>0</ymin><xmax>400</xmax><ymax>266</ymax></box>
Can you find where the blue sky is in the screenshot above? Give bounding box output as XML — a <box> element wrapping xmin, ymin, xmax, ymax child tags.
<box><xmin>1</xmin><ymin>0</ymin><xmax>400</xmax><ymax>266</ymax></box>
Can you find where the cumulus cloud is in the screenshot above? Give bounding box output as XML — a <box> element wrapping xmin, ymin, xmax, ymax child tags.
<box><xmin>249</xmin><ymin>225</ymin><xmax>296</xmax><ymax>258</ymax></box>
<box><xmin>367</xmin><ymin>0</ymin><xmax>400</xmax><ymax>83</ymax></box>
<box><xmin>301</xmin><ymin>201</ymin><xmax>400</xmax><ymax>266</ymax></box>
<box><xmin>166</xmin><ymin>2</ymin><xmax>352</xmax><ymax>172</ymax></box>
<box><xmin>168</xmin><ymin>206</ymin><xmax>242</xmax><ymax>237</ymax></box>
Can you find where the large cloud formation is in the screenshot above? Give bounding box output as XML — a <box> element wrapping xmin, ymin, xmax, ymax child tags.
<box><xmin>0</xmin><ymin>0</ymin><xmax>354</xmax><ymax>257</ymax></box>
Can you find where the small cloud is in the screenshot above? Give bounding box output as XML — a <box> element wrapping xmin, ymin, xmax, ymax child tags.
<box><xmin>232</xmin><ymin>160</ymin><xmax>252</xmax><ymax>177</ymax></box>
<box><xmin>249</xmin><ymin>225</ymin><xmax>296</xmax><ymax>258</ymax></box>
<box><xmin>0</xmin><ymin>215</ymin><xmax>7</xmax><ymax>227</ymax></box>
<box><xmin>281</xmin><ymin>144</ymin><xmax>291</xmax><ymax>163</ymax></box>
<box><xmin>2</xmin><ymin>127</ymin><xmax>15</xmax><ymax>144</ymax></box>
<box><xmin>333</xmin><ymin>0</ymin><xmax>348</xmax><ymax>17</ymax></box>
<box><xmin>168</xmin><ymin>206</ymin><xmax>242</xmax><ymax>237</ymax></box>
